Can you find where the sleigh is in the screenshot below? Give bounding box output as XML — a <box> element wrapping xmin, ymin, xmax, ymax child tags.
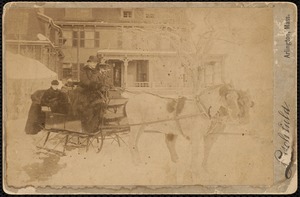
<box><xmin>36</xmin><ymin>97</ymin><xmax>130</xmax><ymax>156</ymax></box>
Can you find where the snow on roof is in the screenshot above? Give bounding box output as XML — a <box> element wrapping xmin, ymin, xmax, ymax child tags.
<box><xmin>5</xmin><ymin>52</ymin><xmax>57</xmax><ymax>79</ymax></box>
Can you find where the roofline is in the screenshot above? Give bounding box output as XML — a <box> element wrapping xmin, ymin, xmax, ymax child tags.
<box><xmin>6</xmin><ymin>40</ymin><xmax>65</xmax><ymax>58</ymax></box>
<box><xmin>37</xmin><ymin>12</ymin><xmax>63</xmax><ymax>35</ymax></box>
<box><xmin>6</xmin><ymin>39</ymin><xmax>58</xmax><ymax>48</ymax></box>
<box><xmin>54</xmin><ymin>20</ymin><xmax>191</xmax><ymax>29</ymax></box>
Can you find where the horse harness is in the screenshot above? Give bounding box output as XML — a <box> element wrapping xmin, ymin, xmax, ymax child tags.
<box><xmin>118</xmin><ymin>88</ymin><xmax>227</xmax><ymax>140</ymax></box>
<box><xmin>167</xmin><ymin>95</ymin><xmax>213</xmax><ymax>140</ymax></box>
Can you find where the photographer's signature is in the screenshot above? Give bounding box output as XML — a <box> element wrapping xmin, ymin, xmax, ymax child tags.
<box><xmin>274</xmin><ymin>101</ymin><xmax>293</xmax><ymax>179</ymax></box>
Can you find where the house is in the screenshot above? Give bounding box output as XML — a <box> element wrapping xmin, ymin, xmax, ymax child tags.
<box><xmin>42</xmin><ymin>8</ymin><xmax>199</xmax><ymax>92</ymax></box>
<box><xmin>4</xmin><ymin>8</ymin><xmax>64</xmax><ymax>74</ymax></box>
<box><xmin>5</xmin><ymin>7</ymin><xmax>226</xmax><ymax>94</ymax></box>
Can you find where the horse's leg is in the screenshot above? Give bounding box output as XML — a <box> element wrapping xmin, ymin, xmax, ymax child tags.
<box><xmin>189</xmin><ymin>119</ymin><xmax>207</xmax><ymax>184</ymax></box>
<box><xmin>128</xmin><ymin>125</ymin><xmax>144</xmax><ymax>165</ymax></box>
<box><xmin>203</xmin><ymin>122</ymin><xmax>226</xmax><ymax>170</ymax></box>
<box><xmin>165</xmin><ymin>134</ymin><xmax>179</xmax><ymax>163</ymax></box>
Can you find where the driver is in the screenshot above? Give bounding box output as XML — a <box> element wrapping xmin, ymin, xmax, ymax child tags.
<box><xmin>76</xmin><ymin>56</ymin><xmax>111</xmax><ymax>133</ymax></box>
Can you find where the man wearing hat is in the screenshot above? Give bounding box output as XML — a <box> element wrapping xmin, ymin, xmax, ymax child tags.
<box><xmin>79</xmin><ymin>55</ymin><xmax>101</xmax><ymax>91</ymax></box>
<box><xmin>74</xmin><ymin>55</ymin><xmax>112</xmax><ymax>133</ymax></box>
<box><xmin>40</xmin><ymin>80</ymin><xmax>69</xmax><ymax>114</ymax></box>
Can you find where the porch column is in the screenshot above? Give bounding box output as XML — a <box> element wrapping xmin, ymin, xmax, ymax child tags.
<box><xmin>148</xmin><ymin>59</ymin><xmax>153</xmax><ymax>88</ymax></box>
<box><xmin>123</xmin><ymin>58</ymin><xmax>128</xmax><ymax>88</ymax></box>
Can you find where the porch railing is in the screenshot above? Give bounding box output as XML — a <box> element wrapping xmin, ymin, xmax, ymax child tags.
<box><xmin>130</xmin><ymin>82</ymin><xmax>192</xmax><ymax>88</ymax></box>
<box><xmin>133</xmin><ymin>82</ymin><xmax>151</xmax><ymax>87</ymax></box>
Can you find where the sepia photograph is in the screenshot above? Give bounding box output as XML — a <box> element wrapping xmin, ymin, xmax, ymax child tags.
<box><xmin>2</xmin><ymin>2</ymin><xmax>297</xmax><ymax>194</ymax></box>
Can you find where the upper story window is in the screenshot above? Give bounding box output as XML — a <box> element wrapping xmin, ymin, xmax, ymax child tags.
<box><xmin>59</xmin><ymin>30</ymin><xmax>72</xmax><ymax>47</ymax></box>
<box><xmin>72</xmin><ymin>31</ymin><xmax>85</xmax><ymax>48</ymax></box>
<box><xmin>121</xmin><ymin>10</ymin><xmax>134</xmax><ymax>19</ymax></box>
<box><xmin>145</xmin><ymin>13</ymin><xmax>155</xmax><ymax>19</ymax></box>
<box><xmin>94</xmin><ymin>32</ymin><xmax>100</xmax><ymax>48</ymax></box>
<box><xmin>60</xmin><ymin>29</ymin><xmax>100</xmax><ymax>49</ymax></box>
<box><xmin>83</xmin><ymin>31</ymin><xmax>100</xmax><ymax>48</ymax></box>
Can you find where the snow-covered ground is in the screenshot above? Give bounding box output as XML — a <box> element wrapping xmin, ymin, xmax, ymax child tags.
<box><xmin>5</xmin><ymin>111</ymin><xmax>273</xmax><ymax>187</ymax></box>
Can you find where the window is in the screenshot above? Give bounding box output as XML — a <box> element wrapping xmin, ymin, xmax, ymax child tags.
<box><xmin>85</xmin><ymin>31</ymin><xmax>94</xmax><ymax>48</ymax></box>
<box><xmin>59</xmin><ymin>31</ymin><xmax>72</xmax><ymax>47</ymax></box>
<box><xmin>145</xmin><ymin>13</ymin><xmax>155</xmax><ymax>19</ymax></box>
<box><xmin>136</xmin><ymin>61</ymin><xmax>149</xmax><ymax>82</ymax></box>
<box><xmin>72</xmin><ymin>63</ymin><xmax>79</xmax><ymax>80</ymax></box>
<box><xmin>121</xmin><ymin>10</ymin><xmax>133</xmax><ymax>19</ymax></box>
<box><xmin>72</xmin><ymin>31</ymin><xmax>78</xmax><ymax>47</ymax></box>
<box><xmin>80</xmin><ymin>31</ymin><xmax>85</xmax><ymax>48</ymax></box>
<box><xmin>94</xmin><ymin>32</ymin><xmax>100</xmax><ymax>48</ymax></box>
<box><xmin>70</xmin><ymin>31</ymin><xmax>100</xmax><ymax>48</ymax></box>
<box><xmin>123</xmin><ymin>11</ymin><xmax>132</xmax><ymax>18</ymax></box>
<box><xmin>62</xmin><ymin>63</ymin><xmax>84</xmax><ymax>80</ymax></box>
<box><xmin>63</xmin><ymin>68</ymin><xmax>72</xmax><ymax>78</ymax></box>
<box><xmin>62</xmin><ymin>63</ymin><xmax>73</xmax><ymax>78</ymax></box>
<box><xmin>72</xmin><ymin>31</ymin><xmax>85</xmax><ymax>48</ymax></box>
<box><xmin>135</xmin><ymin>60</ymin><xmax>149</xmax><ymax>87</ymax></box>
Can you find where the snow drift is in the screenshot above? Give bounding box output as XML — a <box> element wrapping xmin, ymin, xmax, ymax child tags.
<box><xmin>5</xmin><ymin>52</ymin><xmax>58</xmax><ymax>120</ymax></box>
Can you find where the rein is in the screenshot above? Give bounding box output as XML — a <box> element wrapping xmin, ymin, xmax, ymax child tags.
<box><xmin>114</xmin><ymin>85</ymin><xmax>230</xmax><ymax>139</ymax></box>
<box><xmin>99</xmin><ymin>113</ymin><xmax>205</xmax><ymax>129</ymax></box>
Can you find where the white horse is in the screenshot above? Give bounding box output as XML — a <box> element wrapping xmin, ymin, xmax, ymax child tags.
<box><xmin>123</xmin><ymin>84</ymin><xmax>253</xmax><ymax>181</ymax></box>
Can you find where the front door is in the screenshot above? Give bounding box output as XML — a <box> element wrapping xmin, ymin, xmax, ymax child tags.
<box><xmin>107</xmin><ymin>60</ymin><xmax>122</xmax><ymax>87</ymax></box>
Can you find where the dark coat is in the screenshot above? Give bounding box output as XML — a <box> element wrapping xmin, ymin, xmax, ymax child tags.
<box><xmin>25</xmin><ymin>90</ymin><xmax>46</xmax><ymax>135</ymax></box>
<box><xmin>79</xmin><ymin>65</ymin><xmax>103</xmax><ymax>91</ymax></box>
<box><xmin>25</xmin><ymin>88</ymin><xmax>70</xmax><ymax>135</ymax></box>
<box><xmin>41</xmin><ymin>87</ymin><xmax>69</xmax><ymax>114</ymax></box>
<box><xmin>74</xmin><ymin>65</ymin><xmax>111</xmax><ymax>133</ymax></box>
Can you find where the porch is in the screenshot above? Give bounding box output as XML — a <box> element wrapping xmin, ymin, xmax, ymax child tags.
<box><xmin>97</xmin><ymin>49</ymin><xmax>183</xmax><ymax>89</ymax></box>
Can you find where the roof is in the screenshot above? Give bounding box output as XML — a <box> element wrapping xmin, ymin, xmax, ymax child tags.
<box><xmin>37</xmin><ymin>12</ymin><xmax>63</xmax><ymax>36</ymax></box>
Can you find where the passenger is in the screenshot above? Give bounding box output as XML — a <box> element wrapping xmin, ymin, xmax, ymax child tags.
<box><xmin>25</xmin><ymin>90</ymin><xmax>46</xmax><ymax>135</ymax></box>
<box><xmin>61</xmin><ymin>78</ymin><xmax>74</xmax><ymax>93</ymax></box>
<box><xmin>41</xmin><ymin>80</ymin><xmax>69</xmax><ymax>114</ymax></box>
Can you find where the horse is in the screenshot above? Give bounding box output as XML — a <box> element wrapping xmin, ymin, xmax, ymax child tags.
<box><xmin>123</xmin><ymin>84</ymin><xmax>254</xmax><ymax>181</ymax></box>
<box><xmin>201</xmin><ymin>89</ymin><xmax>254</xmax><ymax>169</ymax></box>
